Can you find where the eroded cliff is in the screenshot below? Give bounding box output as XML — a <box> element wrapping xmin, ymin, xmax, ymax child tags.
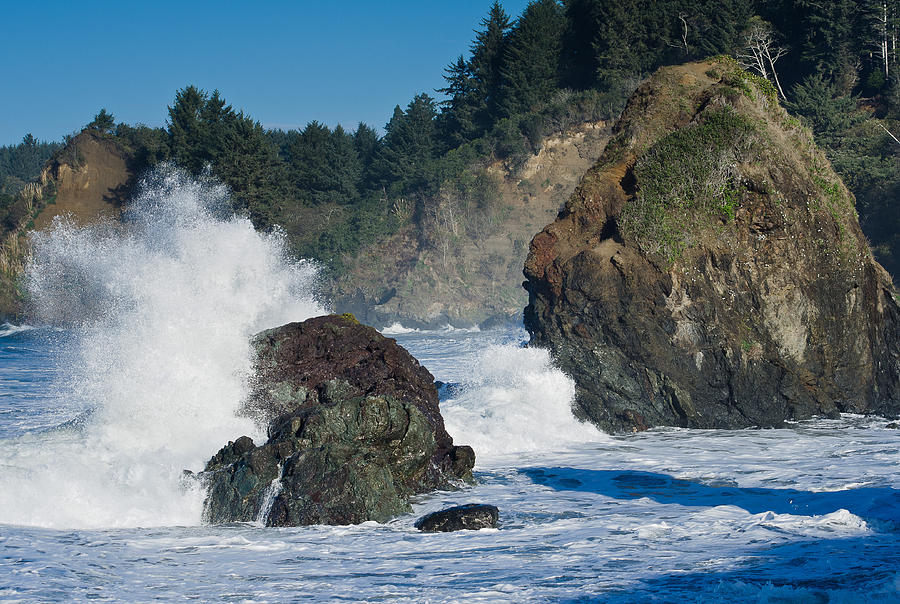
<box><xmin>0</xmin><ymin>131</ymin><xmax>132</xmax><ymax>318</ymax></box>
<box><xmin>331</xmin><ymin>121</ymin><xmax>610</xmax><ymax>328</ymax></box>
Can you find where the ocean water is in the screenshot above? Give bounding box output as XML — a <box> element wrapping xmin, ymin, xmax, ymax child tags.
<box><xmin>1</xmin><ymin>168</ymin><xmax>898</xmax><ymax>602</ymax></box>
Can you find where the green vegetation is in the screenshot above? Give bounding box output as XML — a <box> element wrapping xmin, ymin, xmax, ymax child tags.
<box><xmin>86</xmin><ymin>108</ymin><xmax>116</xmax><ymax>134</ymax></box>
<box><xmin>712</xmin><ymin>56</ymin><xmax>779</xmax><ymax>104</ymax></box>
<box><xmin>621</xmin><ymin>107</ymin><xmax>757</xmax><ymax>263</ymax></box>
<box><xmin>6</xmin><ymin>0</ymin><xmax>900</xmax><ymax>283</ymax></box>
<box><xmin>0</xmin><ymin>134</ymin><xmax>61</xmax><ymax>196</ymax></box>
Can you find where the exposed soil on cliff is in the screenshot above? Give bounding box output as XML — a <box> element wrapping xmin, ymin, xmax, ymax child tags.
<box><xmin>0</xmin><ymin>132</ymin><xmax>133</xmax><ymax>319</ymax></box>
<box><xmin>332</xmin><ymin>121</ymin><xmax>610</xmax><ymax>328</ymax></box>
<box><xmin>32</xmin><ymin>132</ymin><xmax>131</xmax><ymax>230</ymax></box>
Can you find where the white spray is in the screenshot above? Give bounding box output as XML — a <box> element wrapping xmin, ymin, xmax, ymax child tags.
<box><xmin>441</xmin><ymin>343</ymin><xmax>607</xmax><ymax>462</ymax></box>
<box><xmin>0</xmin><ymin>166</ymin><xmax>325</xmax><ymax>528</ymax></box>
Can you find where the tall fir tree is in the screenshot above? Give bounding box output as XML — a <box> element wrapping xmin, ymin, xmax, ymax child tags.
<box><xmin>499</xmin><ymin>0</ymin><xmax>566</xmax><ymax>117</ymax></box>
<box><xmin>167</xmin><ymin>86</ymin><xmax>211</xmax><ymax>174</ymax></box>
<box><xmin>469</xmin><ymin>2</ymin><xmax>513</xmax><ymax>134</ymax></box>
<box><xmin>436</xmin><ymin>55</ymin><xmax>480</xmax><ymax>149</ymax></box>
<box><xmin>375</xmin><ymin>94</ymin><xmax>438</xmax><ymax>195</ymax></box>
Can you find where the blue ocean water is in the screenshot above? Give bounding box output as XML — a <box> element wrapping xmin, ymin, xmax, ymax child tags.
<box><xmin>1</xmin><ymin>167</ymin><xmax>897</xmax><ymax>602</ymax></box>
<box><xmin>1</xmin><ymin>325</ymin><xmax>898</xmax><ymax>602</ymax></box>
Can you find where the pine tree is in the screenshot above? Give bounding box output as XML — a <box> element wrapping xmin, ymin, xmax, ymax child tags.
<box><xmin>436</xmin><ymin>55</ymin><xmax>479</xmax><ymax>148</ymax></box>
<box><xmin>87</xmin><ymin>108</ymin><xmax>116</xmax><ymax>134</ymax></box>
<box><xmin>686</xmin><ymin>0</ymin><xmax>752</xmax><ymax>58</ymax></box>
<box><xmin>197</xmin><ymin>90</ymin><xmax>235</xmax><ymax>165</ymax></box>
<box><xmin>593</xmin><ymin>0</ymin><xmax>649</xmax><ymax>88</ymax></box>
<box><xmin>560</xmin><ymin>0</ymin><xmax>603</xmax><ymax>89</ymax></box>
<box><xmin>375</xmin><ymin>94</ymin><xmax>438</xmax><ymax>195</ymax></box>
<box><xmin>789</xmin><ymin>0</ymin><xmax>859</xmax><ymax>92</ymax></box>
<box><xmin>288</xmin><ymin>121</ymin><xmax>360</xmax><ymax>204</ymax></box>
<box><xmin>499</xmin><ymin>0</ymin><xmax>566</xmax><ymax>117</ymax></box>
<box><xmin>167</xmin><ymin>86</ymin><xmax>209</xmax><ymax>173</ymax></box>
<box><xmin>469</xmin><ymin>2</ymin><xmax>513</xmax><ymax>133</ymax></box>
<box><xmin>353</xmin><ymin>122</ymin><xmax>381</xmax><ymax>191</ymax></box>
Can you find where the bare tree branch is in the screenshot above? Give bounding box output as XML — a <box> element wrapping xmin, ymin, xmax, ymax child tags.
<box><xmin>736</xmin><ymin>17</ymin><xmax>787</xmax><ymax>100</ymax></box>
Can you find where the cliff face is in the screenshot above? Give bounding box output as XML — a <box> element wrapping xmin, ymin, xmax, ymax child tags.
<box><xmin>331</xmin><ymin>121</ymin><xmax>609</xmax><ymax>328</ymax></box>
<box><xmin>32</xmin><ymin>131</ymin><xmax>131</xmax><ymax>230</ymax></box>
<box><xmin>0</xmin><ymin>131</ymin><xmax>132</xmax><ymax>319</ymax></box>
<box><xmin>523</xmin><ymin>59</ymin><xmax>900</xmax><ymax>433</ymax></box>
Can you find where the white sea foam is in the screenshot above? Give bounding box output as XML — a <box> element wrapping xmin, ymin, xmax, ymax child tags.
<box><xmin>0</xmin><ymin>322</ymin><xmax>36</xmax><ymax>337</ymax></box>
<box><xmin>380</xmin><ymin>322</ymin><xmax>419</xmax><ymax>335</ymax></box>
<box><xmin>380</xmin><ymin>322</ymin><xmax>481</xmax><ymax>335</ymax></box>
<box><xmin>440</xmin><ymin>343</ymin><xmax>607</xmax><ymax>461</ymax></box>
<box><xmin>0</xmin><ymin>166</ymin><xmax>325</xmax><ymax>528</ymax></box>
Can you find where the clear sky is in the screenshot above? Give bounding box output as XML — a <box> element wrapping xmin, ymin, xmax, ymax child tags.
<box><xmin>0</xmin><ymin>0</ymin><xmax>532</xmax><ymax>146</ymax></box>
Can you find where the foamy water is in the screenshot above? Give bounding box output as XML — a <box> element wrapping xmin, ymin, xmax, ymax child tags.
<box><xmin>3</xmin><ymin>322</ymin><xmax>898</xmax><ymax>601</ymax></box>
<box><xmin>0</xmin><ymin>166</ymin><xmax>324</xmax><ymax>528</ymax></box>
<box><xmin>0</xmin><ymin>169</ymin><xmax>897</xmax><ymax>601</ymax></box>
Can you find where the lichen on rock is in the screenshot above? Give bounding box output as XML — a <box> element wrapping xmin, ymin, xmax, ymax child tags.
<box><xmin>523</xmin><ymin>59</ymin><xmax>900</xmax><ymax>433</ymax></box>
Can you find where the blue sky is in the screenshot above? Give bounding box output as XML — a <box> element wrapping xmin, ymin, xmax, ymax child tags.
<box><xmin>0</xmin><ymin>0</ymin><xmax>531</xmax><ymax>146</ymax></box>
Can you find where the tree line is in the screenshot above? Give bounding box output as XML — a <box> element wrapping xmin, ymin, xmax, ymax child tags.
<box><xmin>0</xmin><ymin>134</ymin><xmax>61</xmax><ymax>196</ymax></box>
<box><xmin>6</xmin><ymin>0</ymin><xmax>900</xmax><ymax>277</ymax></box>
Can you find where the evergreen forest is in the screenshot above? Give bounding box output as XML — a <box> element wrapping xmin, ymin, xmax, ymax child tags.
<box><xmin>5</xmin><ymin>0</ymin><xmax>900</xmax><ymax>278</ymax></box>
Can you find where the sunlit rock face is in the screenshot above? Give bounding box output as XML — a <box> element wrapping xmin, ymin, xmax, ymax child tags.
<box><xmin>524</xmin><ymin>59</ymin><xmax>900</xmax><ymax>433</ymax></box>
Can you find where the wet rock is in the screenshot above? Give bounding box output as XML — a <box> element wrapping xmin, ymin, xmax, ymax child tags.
<box><xmin>414</xmin><ymin>504</ymin><xmax>500</xmax><ymax>532</ymax></box>
<box><xmin>202</xmin><ymin>314</ymin><xmax>475</xmax><ymax>526</ymax></box>
<box><xmin>523</xmin><ymin>59</ymin><xmax>900</xmax><ymax>433</ymax></box>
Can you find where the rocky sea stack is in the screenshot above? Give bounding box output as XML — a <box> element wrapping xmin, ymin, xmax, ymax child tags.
<box><xmin>524</xmin><ymin>59</ymin><xmax>900</xmax><ymax>433</ymax></box>
<box><xmin>202</xmin><ymin>314</ymin><xmax>475</xmax><ymax>526</ymax></box>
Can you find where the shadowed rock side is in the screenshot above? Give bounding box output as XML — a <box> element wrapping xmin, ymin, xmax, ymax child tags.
<box><xmin>202</xmin><ymin>314</ymin><xmax>475</xmax><ymax>526</ymax></box>
<box><xmin>523</xmin><ymin>59</ymin><xmax>900</xmax><ymax>433</ymax></box>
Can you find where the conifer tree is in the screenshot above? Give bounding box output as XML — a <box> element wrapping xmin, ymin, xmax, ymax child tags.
<box><xmin>87</xmin><ymin>108</ymin><xmax>116</xmax><ymax>134</ymax></box>
<box><xmin>560</xmin><ymin>0</ymin><xmax>603</xmax><ymax>89</ymax></box>
<box><xmin>352</xmin><ymin>123</ymin><xmax>381</xmax><ymax>190</ymax></box>
<box><xmin>436</xmin><ymin>55</ymin><xmax>479</xmax><ymax>148</ymax></box>
<box><xmin>288</xmin><ymin>121</ymin><xmax>362</xmax><ymax>204</ymax></box>
<box><xmin>375</xmin><ymin>94</ymin><xmax>437</xmax><ymax>195</ymax></box>
<box><xmin>469</xmin><ymin>1</ymin><xmax>513</xmax><ymax>130</ymax></box>
<box><xmin>499</xmin><ymin>0</ymin><xmax>566</xmax><ymax>117</ymax></box>
<box><xmin>167</xmin><ymin>86</ymin><xmax>210</xmax><ymax>173</ymax></box>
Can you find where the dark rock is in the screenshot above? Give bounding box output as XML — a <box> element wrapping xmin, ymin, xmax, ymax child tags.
<box><xmin>886</xmin><ymin>422</ymin><xmax>899</xmax><ymax>429</ymax></box>
<box><xmin>414</xmin><ymin>504</ymin><xmax>500</xmax><ymax>532</ymax></box>
<box><xmin>202</xmin><ymin>314</ymin><xmax>475</xmax><ymax>526</ymax></box>
<box><xmin>523</xmin><ymin>60</ymin><xmax>900</xmax><ymax>433</ymax></box>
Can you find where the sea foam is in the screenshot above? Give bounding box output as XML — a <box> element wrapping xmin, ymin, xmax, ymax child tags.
<box><xmin>440</xmin><ymin>343</ymin><xmax>607</xmax><ymax>461</ymax></box>
<box><xmin>0</xmin><ymin>166</ymin><xmax>325</xmax><ymax>528</ymax></box>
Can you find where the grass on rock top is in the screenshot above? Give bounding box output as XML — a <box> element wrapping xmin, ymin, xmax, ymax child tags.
<box><xmin>620</xmin><ymin>105</ymin><xmax>758</xmax><ymax>265</ymax></box>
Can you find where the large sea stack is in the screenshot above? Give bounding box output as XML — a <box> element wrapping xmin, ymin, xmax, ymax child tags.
<box><xmin>202</xmin><ymin>314</ymin><xmax>475</xmax><ymax>526</ymax></box>
<box><xmin>523</xmin><ymin>59</ymin><xmax>900</xmax><ymax>433</ymax></box>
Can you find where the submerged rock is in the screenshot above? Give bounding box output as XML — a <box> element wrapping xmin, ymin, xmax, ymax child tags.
<box><xmin>523</xmin><ymin>59</ymin><xmax>900</xmax><ymax>433</ymax></box>
<box><xmin>414</xmin><ymin>504</ymin><xmax>500</xmax><ymax>532</ymax></box>
<box><xmin>202</xmin><ymin>314</ymin><xmax>475</xmax><ymax>526</ymax></box>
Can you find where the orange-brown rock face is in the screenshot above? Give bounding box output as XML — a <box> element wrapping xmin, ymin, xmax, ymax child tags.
<box><xmin>524</xmin><ymin>59</ymin><xmax>900</xmax><ymax>433</ymax></box>
<box><xmin>33</xmin><ymin>131</ymin><xmax>132</xmax><ymax>230</ymax></box>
